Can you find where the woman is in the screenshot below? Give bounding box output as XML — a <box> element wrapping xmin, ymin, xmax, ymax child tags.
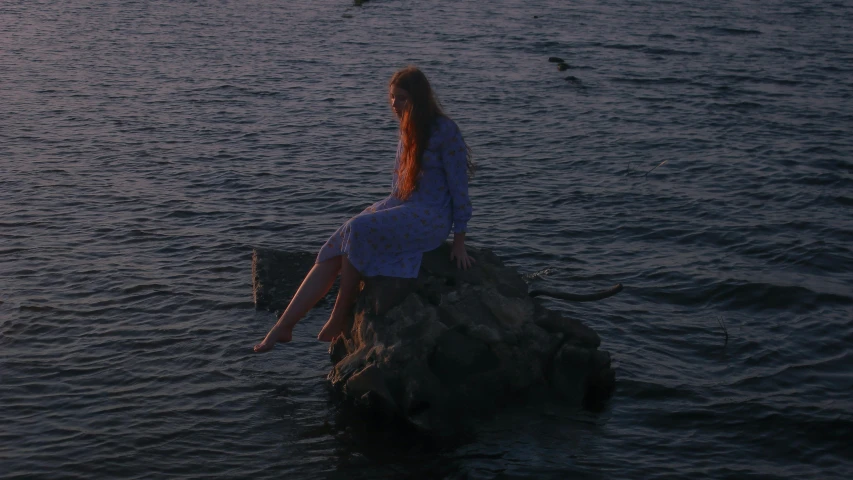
<box><xmin>254</xmin><ymin>66</ymin><xmax>474</xmax><ymax>353</ymax></box>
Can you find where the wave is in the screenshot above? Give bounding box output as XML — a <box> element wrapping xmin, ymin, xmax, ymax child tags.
<box><xmin>696</xmin><ymin>26</ymin><xmax>762</xmax><ymax>36</ymax></box>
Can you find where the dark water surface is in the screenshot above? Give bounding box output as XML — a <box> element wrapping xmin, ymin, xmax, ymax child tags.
<box><xmin>2</xmin><ymin>0</ymin><xmax>852</xmax><ymax>478</ymax></box>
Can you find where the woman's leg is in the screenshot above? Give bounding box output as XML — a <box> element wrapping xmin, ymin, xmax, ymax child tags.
<box><xmin>317</xmin><ymin>254</ymin><xmax>361</xmax><ymax>342</ymax></box>
<box><xmin>253</xmin><ymin>256</ymin><xmax>342</xmax><ymax>353</ymax></box>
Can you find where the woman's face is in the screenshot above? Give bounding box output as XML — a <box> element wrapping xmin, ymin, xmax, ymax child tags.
<box><xmin>389</xmin><ymin>86</ymin><xmax>410</xmax><ymax>119</ymax></box>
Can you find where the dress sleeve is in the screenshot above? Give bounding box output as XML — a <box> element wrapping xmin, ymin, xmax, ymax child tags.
<box><xmin>441</xmin><ymin>120</ymin><xmax>473</xmax><ymax>233</ymax></box>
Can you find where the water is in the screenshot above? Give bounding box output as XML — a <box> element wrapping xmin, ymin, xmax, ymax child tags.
<box><xmin>2</xmin><ymin>0</ymin><xmax>852</xmax><ymax>478</ymax></box>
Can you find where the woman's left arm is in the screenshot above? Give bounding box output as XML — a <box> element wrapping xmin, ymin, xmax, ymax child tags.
<box><xmin>442</xmin><ymin>121</ymin><xmax>475</xmax><ymax>270</ymax></box>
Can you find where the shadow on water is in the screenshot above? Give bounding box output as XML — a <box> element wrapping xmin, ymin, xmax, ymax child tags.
<box><xmin>309</xmin><ymin>385</ymin><xmax>613</xmax><ymax>479</ymax></box>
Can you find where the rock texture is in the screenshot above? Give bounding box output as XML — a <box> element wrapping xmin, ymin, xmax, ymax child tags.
<box><xmin>252</xmin><ymin>243</ymin><xmax>616</xmax><ymax>437</ymax></box>
<box><xmin>252</xmin><ymin>249</ymin><xmax>319</xmax><ymax>314</ymax></box>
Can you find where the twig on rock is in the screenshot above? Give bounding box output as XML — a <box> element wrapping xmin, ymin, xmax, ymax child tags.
<box><xmin>529</xmin><ymin>284</ymin><xmax>623</xmax><ymax>302</ymax></box>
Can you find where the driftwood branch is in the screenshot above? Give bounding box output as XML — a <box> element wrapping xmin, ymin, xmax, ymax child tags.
<box><xmin>717</xmin><ymin>315</ymin><xmax>729</xmax><ymax>347</ymax></box>
<box><xmin>529</xmin><ymin>283</ymin><xmax>623</xmax><ymax>302</ymax></box>
<box><xmin>644</xmin><ymin>160</ymin><xmax>668</xmax><ymax>177</ymax></box>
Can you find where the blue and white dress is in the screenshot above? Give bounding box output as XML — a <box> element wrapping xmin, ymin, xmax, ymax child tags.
<box><xmin>316</xmin><ymin>116</ymin><xmax>472</xmax><ymax>278</ymax></box>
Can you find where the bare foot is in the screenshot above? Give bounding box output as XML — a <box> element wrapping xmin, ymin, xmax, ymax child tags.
<box><xmin>253</xmin><ymin>322</ymin><xmax>293</xmax><ymax>353</ymax></box>
<box><xmin>317</xmin><ymin>314</ymin><xmax>347</xmax><ymax>342</ymax></box>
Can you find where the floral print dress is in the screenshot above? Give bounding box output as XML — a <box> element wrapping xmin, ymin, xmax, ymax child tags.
<box><xmin>316</xmin><ymin>116</ymin><xmax>472</xmax><ymax>278</ymax></box>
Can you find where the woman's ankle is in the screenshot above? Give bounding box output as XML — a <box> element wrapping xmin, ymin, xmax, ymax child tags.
<box><xmin>275</xmin><ymin>317</ymin><xmax>296</xmax><ymax>330</ymax></box>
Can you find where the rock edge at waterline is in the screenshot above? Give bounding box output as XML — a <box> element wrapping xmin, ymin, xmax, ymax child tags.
<box><xmin>252</xmin><ymin>243</ymin><xmax>616</xmax><ymax>437</ymax></box>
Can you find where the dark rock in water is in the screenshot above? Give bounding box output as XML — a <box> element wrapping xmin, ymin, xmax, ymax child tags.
<box><xmin>252</xmin><ymin>248</ymin><xmax>317</xmax><ymax>313</ymax></box>
<box><xmin>548</xmin><ymin>56</ymin><xmax>565</xmax><ymax>63</ymax></box>
<box><xmin>564</xmin><ymin>75</ymin><xmax>583</xmax><ymax>86</ymax></box>
<box><xmin>252</xmin><ymin>242</ymin><xmax>616</xmax><ymax>438</ymax></box>
<box><xmin>564</xmin><ymin>76</ymin><xmax>587</xmax><ymax>91</ymax></box>
<box><xmin>557</xmin><ymin>62</ymin><xmax>570</xmax><ymax>71</ymax></box>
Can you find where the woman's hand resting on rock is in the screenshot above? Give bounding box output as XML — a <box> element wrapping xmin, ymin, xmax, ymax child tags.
<box><xmin>450</xmin><ymin>233</ymin><xmax>475</xmax><ymax>270</ymax></box>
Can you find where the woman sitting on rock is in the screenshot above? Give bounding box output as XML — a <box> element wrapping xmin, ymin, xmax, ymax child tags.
<box><xmin>253</xmin><ymin>66</ymin><xmax>475</xmax><ymax>353</ymax></box>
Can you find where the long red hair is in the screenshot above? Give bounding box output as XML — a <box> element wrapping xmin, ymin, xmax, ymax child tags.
<box><xmin>390</xmin><ymin>67</ymin><xmax>445</xmax><ymax>200</ymax></box>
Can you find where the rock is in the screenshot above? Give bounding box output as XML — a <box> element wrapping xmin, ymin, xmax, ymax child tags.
<box><xmin>548</xmin><ymin>56</ymin><xmax>565</xmax><ymax>63</ymax></box>
<box><xmin>564</xmin><ymin>75</ymin><xmax>584</xmax><ymax>88</ymax></box>
<box><xmin>550</xmin><ymin>345</ymin><xmax>616</xmax><ymax>408</ymax></box>
<box><xmin>251</xmin><ymin>248</ymin><xmax>317</xmax><ymax>312</ymax></box>
<box><xmin>533</xmin><ymin>300</ymin><xmax>600</xmax><ymax>348</ymax></box>
<box><xmin>550</xmin><ymin>343</ymin><xmax>593</xmax><ymax>404</ymax></box>
<box><xmin>345</xmin><ymin>365</ymin><xmax>397</xmax><ymax>417</ymax></box>
<box><xmin>252</xmin><ymin>242</ymin><xmax>616</xmax><ymax>438</ymax></box>
<box><xmin>358</xmin><ymin>275</ymin><xmax>418</xmax><ymax>316</ymax></box>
